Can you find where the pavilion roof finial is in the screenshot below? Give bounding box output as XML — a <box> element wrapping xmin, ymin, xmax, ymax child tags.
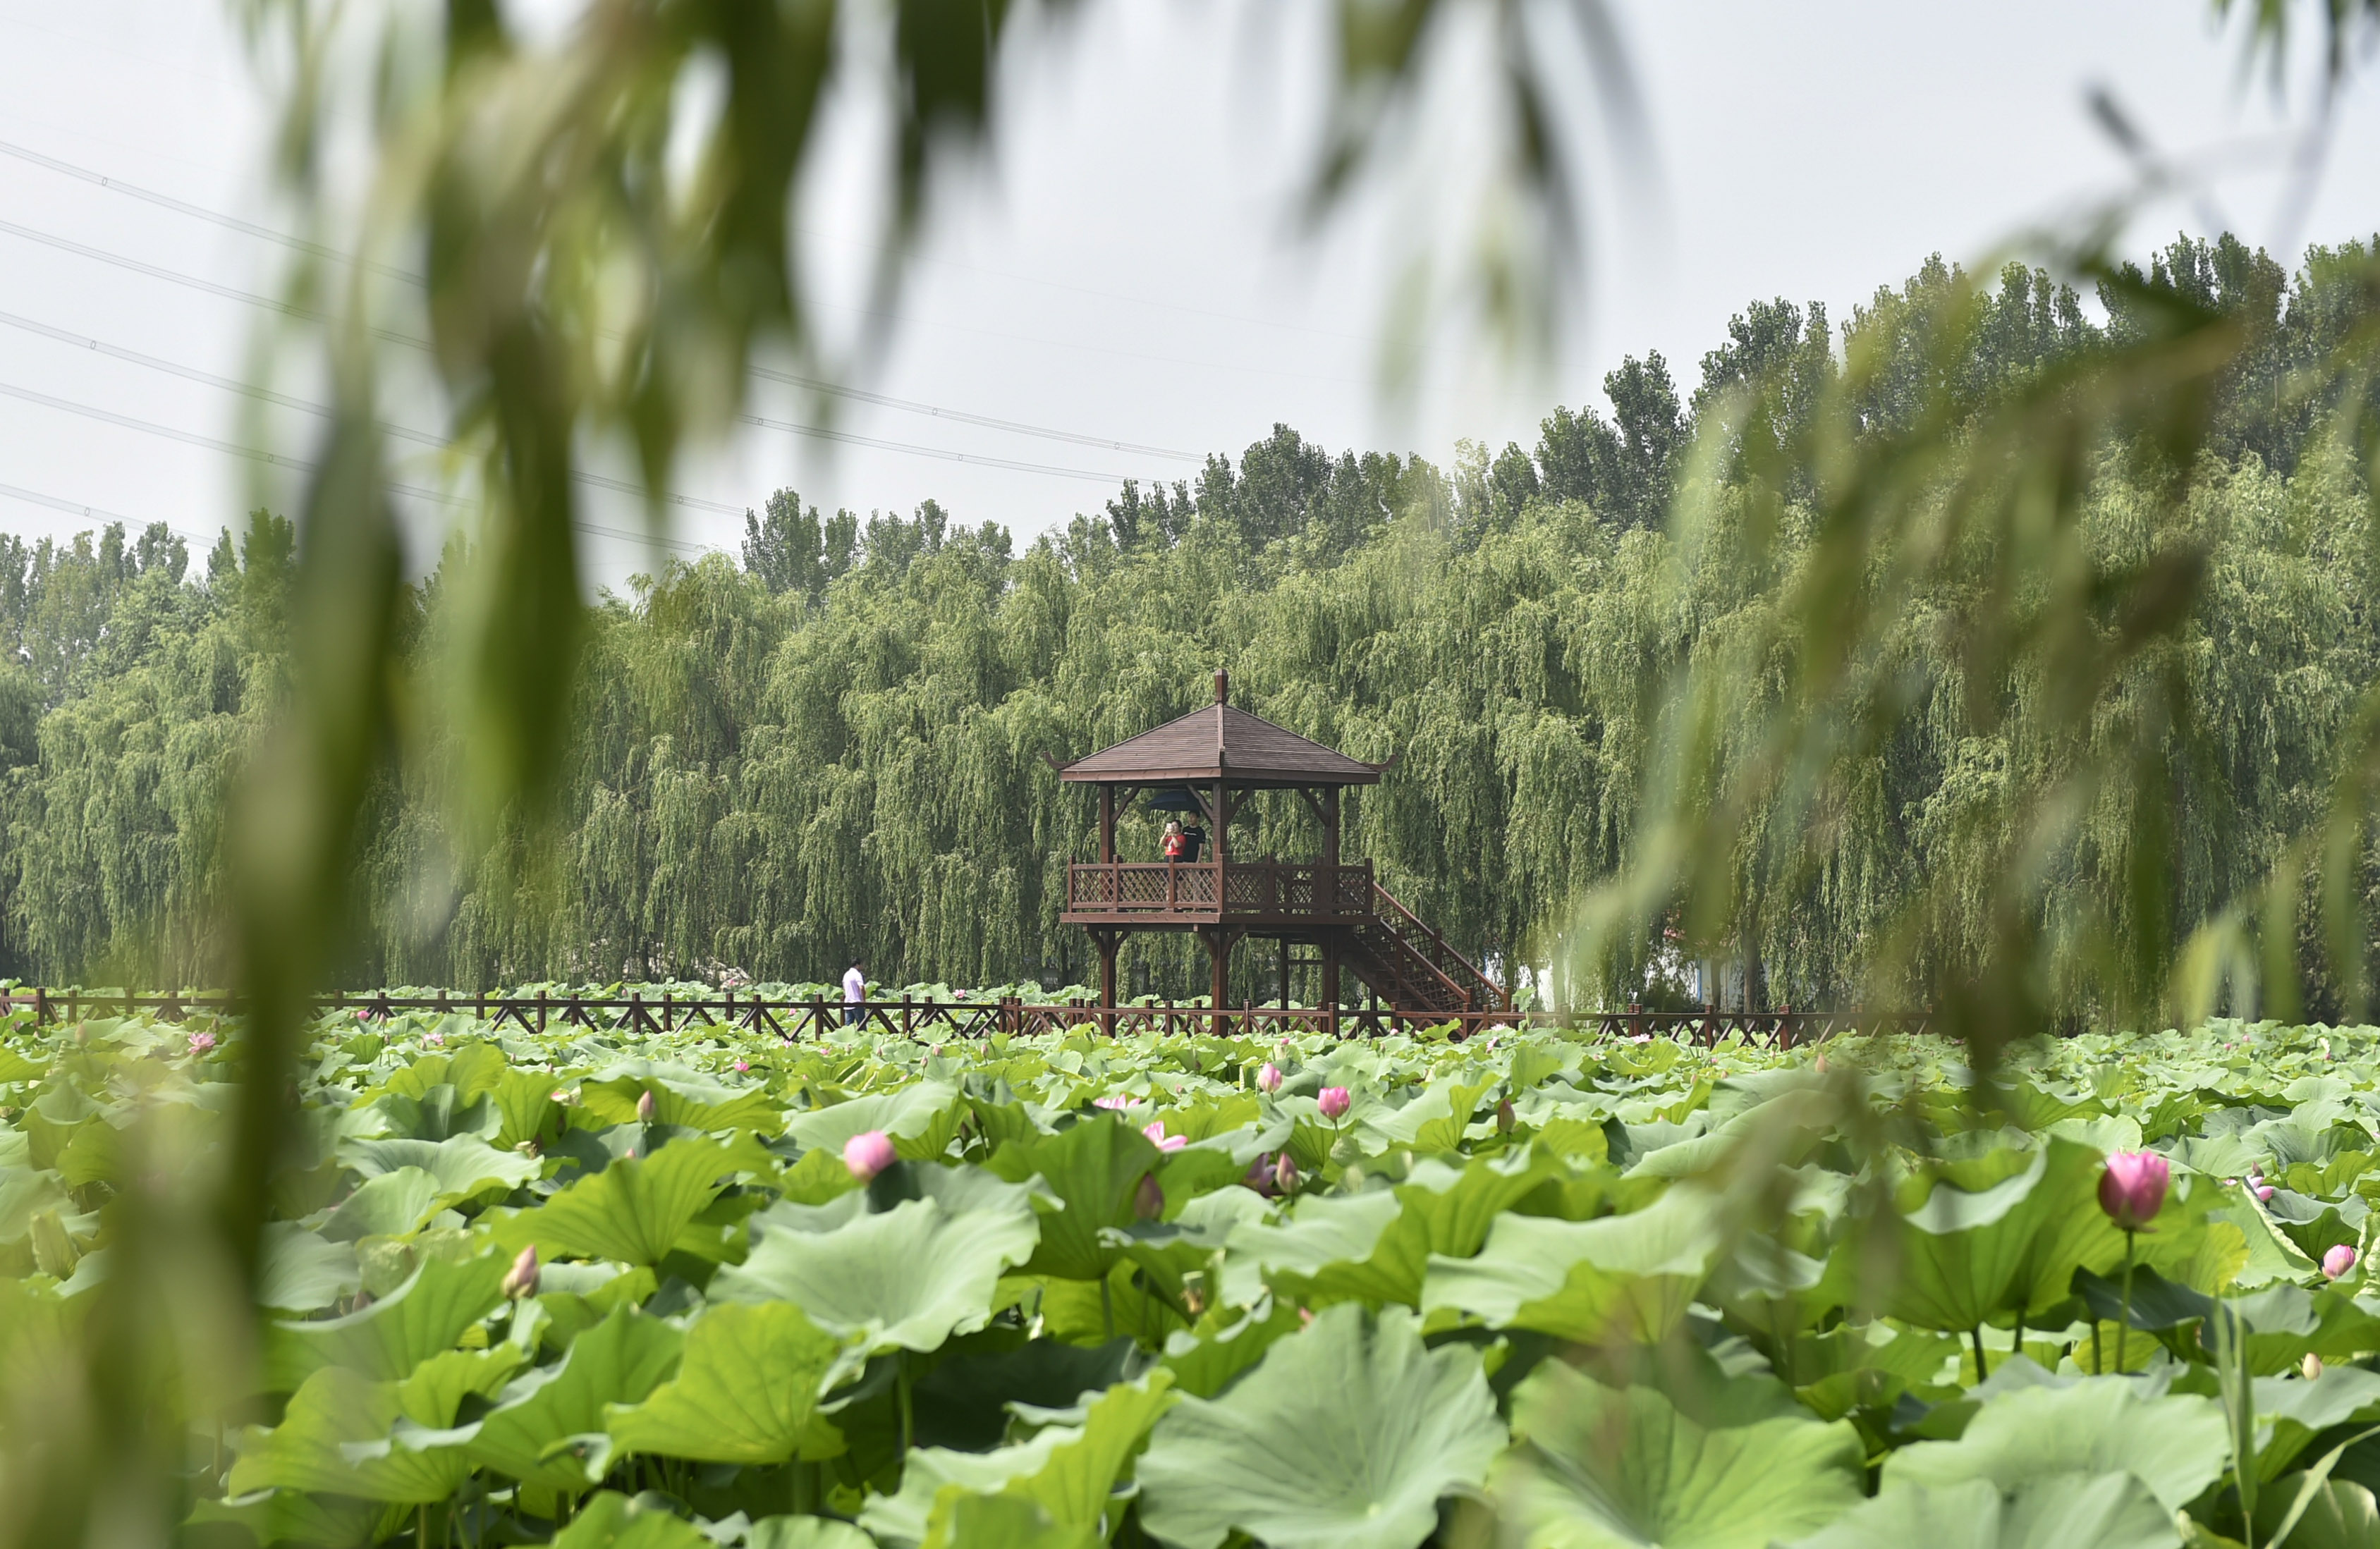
<box><xmin>1214</xmin><ymin>668</ymin><xmax>1228</xmax><ymax>706</ymax></box>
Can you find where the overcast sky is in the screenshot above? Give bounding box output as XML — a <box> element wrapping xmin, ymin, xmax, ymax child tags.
<box><xmin>2</xmin><ymin>0</ymin><xmax>2376</xmax><ymax>584</ymax></box>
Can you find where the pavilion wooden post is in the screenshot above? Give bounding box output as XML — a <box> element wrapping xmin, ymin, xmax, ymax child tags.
<box><xmin>1279</xmin><ymin>936</ymin><xmax>1291</xmax><ymax>1010</ymax></box>
<box><xmin>1094</xmin><ymin>927</ymin><xmax>1121</xmax><ymax>1037</ymax></box>
<box><xmin>1322</xmin><ymin>785</ymin><xmax>1342</xmax><ymax>1037</ymax></box>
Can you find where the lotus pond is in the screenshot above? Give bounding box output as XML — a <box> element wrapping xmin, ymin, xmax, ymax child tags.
<box><xmin>8</xmin><ymin>1004</ymin><xmax>2380</xmax><ymax>1548</ymax></box>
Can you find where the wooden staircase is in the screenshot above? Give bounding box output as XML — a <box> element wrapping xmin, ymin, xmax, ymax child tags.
<box><xmin>1335</xmin><ymin>881</ymin><xmax>1505</xmax><ymax>1015</ymax></box>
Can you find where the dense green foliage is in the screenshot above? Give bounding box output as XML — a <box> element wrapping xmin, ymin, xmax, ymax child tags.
<box><xmin>3</xmin><ymin>237</ymin><xmax>2376</xmax><ymax>1015</ymax></box>
<box><xmin>13</xmin><ymin>998</ymin><xmax>2380</xmax><ymax>1546</ymax></box>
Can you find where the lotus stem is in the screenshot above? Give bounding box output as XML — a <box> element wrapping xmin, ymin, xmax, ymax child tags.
<box><xmin>1972</xmin><ymin>1325</ymin><xmax>1987</xmax><ymax>1381</ymax></box>
<box><xmin>897</xmin><ymin>1355</ymin><xmax>915</xmax><ymax>1458</ymax></box>
<box><xmin>2116</xmin><ymin>1227</ymin><xmax>2136</xmax><ymax>1373</ymax></box>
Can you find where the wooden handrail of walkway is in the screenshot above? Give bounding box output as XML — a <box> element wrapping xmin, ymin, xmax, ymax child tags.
<box><xmin>0</xmin><ymin>987</ymin><xmax>1929</xmax><ymax>1048</ymax></box>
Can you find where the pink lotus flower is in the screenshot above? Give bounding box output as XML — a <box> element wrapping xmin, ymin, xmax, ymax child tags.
<box><xmin>186</xmin><ymin>1031</ymin><xmax>216</xmax><ymax>1056</ymax></box>
<box><xmin>1317</xmin><ymin>1087</ymin><xmax>1351</xmax><ymax>1122</ymax></box>
<box><xmin>1135</xmin><ymin>1175</ymin><xmax>1165</xmax><ymax>1220</ymax></box>
<box><xmin>843</xmin><ymin>1129</ymin><xmax>898</xmax><ymax>1181</ymax></box>
<box><xmin>2325</xmin><ymin>1245</ymin><xmax>2360</xmax><ymax>1280</ymax></box>
<box><xmin>501</xmin><ymin>1245</ymin><xmax>539</xmax><ymax>1299</ymax></box>
<box><xmin>635</xmin><ymin>1090</ymin><xmax>657</xmax><ymax>1123</ymax></box>
<box><xmin>420</xmin><ymin>1030</ymin><xmax>445</xmax><ymax>1048</ymax></box>
<box><xmin>2097</xmin><ymin>1151</ymin><xmax>2170</xmax><ymax>1231</ymax></box>
<box><xmin>2257</xmin><ymin>1184</ymin><xmax>2277</xmax><ymax>1201</ymax></box>
<box><xmin>1094</xmin><ymin>1095</ymin><xmax>1133</xmax><ymax>1111</ymax></box>
<box><xmin>1257</xmin><ymin>1063</ymin><xmax>1283</xmax><ymax>1094</ymax></box>
<box><xmin>733</xmin><ymin>1060</ymin><xmax>750</xmax><ymax>1073</ymax></box>
<box><xmin>1142</xmin><ymin>1120</ymin><xmax>1188</xmax><ymax>1153</ymax></box>
<box><xmin>1274</xmin><ymin>1153</ymin><xmax>1298</xmax><ymax>1194</ymax></box>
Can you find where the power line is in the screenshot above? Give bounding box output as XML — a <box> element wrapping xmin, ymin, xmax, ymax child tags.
<box><xmin>0</xmin><ymin>218</ymin><xmax>1146</xmax><ymax>483</ymax></box>
<box><xmin>0</xmin><ymin>378</ymin><xmax>723</xmax><ymax>556</ymax></box>
<box><xmin>747</xmin><ymin>366</ymin><xmax>1195</xmax><ymax>460</ymax></box>
<box><xmin>736</xmin><ymin>408</ymin><xmax>1137</xmax><ymax>481</ymax></box>
<box><xmin>0</xmin><ymin>480</ymin><xmax>216</xmax><ymax>546</ymax></box>
<box><xmin>0</xmin><ymin>135</ymin><xmax>423</xmax><ymax>286</ymax></box>
<box><xmin>0</xmin><ymin>310</ymin><xmax>747</xmax><ymax>517</ymax></box>
<box><xmin>0</xmin><ymin>139</ymin><xmax>1205</xmax><ymax>458</ymax></box>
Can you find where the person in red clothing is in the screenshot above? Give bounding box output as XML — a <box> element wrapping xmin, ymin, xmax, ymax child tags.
<box><xmin>1161</xmin><ymin>819</ymin><xmax>1186</xmax><ymax>861</ymax></box>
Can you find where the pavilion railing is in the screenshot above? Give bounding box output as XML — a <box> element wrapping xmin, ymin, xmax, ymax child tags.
<box><xmin>0</xmin><ymin>986</ymin><xmax>1927</xmax><ymax>1048</ymax></box>
<box><xmin>1063</xmin><ymin>859</ymin><xmax>1376</xmax><ymax>917</ymax></box>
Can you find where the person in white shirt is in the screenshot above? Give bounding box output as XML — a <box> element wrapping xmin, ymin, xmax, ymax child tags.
<box><xmin>843</xmin><ymin>959</ymin><xmax>866</xmax><ymax>1027</ymax></box>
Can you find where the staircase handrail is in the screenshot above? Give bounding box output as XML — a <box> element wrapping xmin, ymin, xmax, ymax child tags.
<box><xmin>1367</xmin><ymin>882</ymin><xmax>1506</xmax><ymax>1011</ymax></box>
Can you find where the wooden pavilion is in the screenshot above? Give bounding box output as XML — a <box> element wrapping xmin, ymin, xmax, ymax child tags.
<box><xmin>1054</xmin><ymin>671</ymin><xmax>1503</xmax><ymax>1030</ymax></box>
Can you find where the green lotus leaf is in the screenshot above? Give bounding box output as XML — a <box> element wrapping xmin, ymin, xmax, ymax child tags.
<box><xmin>579</xmin><ymin>1058</ymin><xmax>783</xmax><ymax>1132</ymax></box>
<box><xmin>382</xmin><ymin>1043</ymin><xmax>510</xmax><ymax>1106</ymax></box>
<box><xmin>547</xmin><ymin>1490</ymin><xmax>714</xmax><ymax>1549</ymax></box>
<box><xmin>603</xmin><ymin>1301</ymin><xmax>844</xmax><ymax>1465</ymax></box>
<box><xmin>784</xmin><ymin>1080</ymin><xmax>966</xmax><ymax>1159</ymax></box>
<box><xmin>2252</xmin><ymin>1473</ymin><xmax>2380</xmax><ymax>1549</ymax></box>
<box><xmin>467</xmin><ymin>1306</ymin><xmax>685</xmax><ymax>1491</ymax></box>
<box><xmin>912</xmin><ymin>1335</ymin><xmax>1144</xmax><ymax>1452</ymax></box>
<box><xmin>711</xmin><ymin>1195</ymin><xmax>1039</xmax><ymax>1352</ymax></box>
<box><xmin>228</xmin><ymin>1346</ymin><xmax>524</xmax><ymax>1502</ymax></box>
<box><xmin>745</xmin><ymin>1517</ymin><xmax>879</xmax><ymax>1549</ymax></box>
<box><xmin>1875</xmin><ymin>1137</ymin><xmax>2142</xmax><ymax>1332</ymax></box>
<box><xmin>1418</xmin><ymin>1186</ymin><xmax>1721</xmax><ymax>1344</ymax></box>
<box><xmin>1882</xmin><ymin>1378</ymin><xmax>2230</xmax><ymax>1512</ymax></box>
<box><xmin>258</xmin><ymin>1223</ymin><xmax>362</xmax><ymax>1313</ymax></box>
<box><xmin>341</xmin><ymin>1133</ymin><xmax>541</xmax><ymax>1201</ymax></box>
<box><xmin>1157</xmin><ymin>1299</ymin><xmax>1306</xmax><ymax>1400</ymax></box>
<box><xmin>262</xmin><ymin>1247</ymin><xmax>509</xmax><ymax>1391</ymax></box>
<box><xmin>184</xmin><ymin>1488</ymin><xmax>395</xmax><ymax>1548</ymax></box>
<box><xmin>1785</xmin><ymin>1472</ymin><xmax>2178</xmax><ymax>1549</ymax></box>
<box><xmin>1217</xmin><ymin>1147</ymin><xmax>1561</xmax><ymax>1311</ymax></box>
<box><xmin>1491</xmin><ymin>1359</ymin><xmax>1865</xmax><ymax>1549</ymax></box>
<box><xmin>1135</xmin><ymin>1304</ymin><xmax>1505</xmax><ymax>1549</ymax></box>
<box><xmin>0</xmin><ymin>1165</ymin><xmax>72</xmax><ymax>1243</ymax></box>
<box><xmin>985</xmin><ymin>1115</ymin><xmax>1163</xmax><ymax>1280</ymax></box>
<box><xmin>320</xmin><ymin>1167</ymin><xmax>447</xmax><ymax>1243</ymax></box>
<box><xmin>858</xmin><ymin>1373</ymin><xmax>1176</xmax><ymax>1549</ymax></box>
<box><xmin>2254</xmin><ymin>1368</ymin><xmax>2380</xmax><ymax>1479</ymax></box>
<box><xmin>488</xmin><ymin>1134</ymin><xmax>771</xmax><ymax>1266</ymax></box>
<box><xmin>1364</xmin><ymin>1076</ymin><xmax>1495</xmax><ymax>1152</ymax></box>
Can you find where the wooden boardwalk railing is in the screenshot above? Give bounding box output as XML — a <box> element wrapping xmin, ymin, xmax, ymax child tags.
<box><xmin>0</xmin><ymin>987</ymin><xmax>1927</xmax><ymax>1048</ymax></box>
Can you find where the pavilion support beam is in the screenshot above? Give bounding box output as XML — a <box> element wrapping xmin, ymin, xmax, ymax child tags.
<box><xmin>1099</xmin><ymin>786</ymin><xmax>1115</xmax><ymax>866</ymax></box>
<box><xmin>1200</xmin><ymin>926</ymin><xmax>1239</xmax><ymax>1038</ymax></box>
<box><xmin>1094</xmin><ymin>928</ymin><xmax>1122</xmax><ymax>1036</ymax></box>
<box><xmin>1279</xmin><ymin>936</ymin><xmax>1291</xmax><ymax>1010</ymax></box>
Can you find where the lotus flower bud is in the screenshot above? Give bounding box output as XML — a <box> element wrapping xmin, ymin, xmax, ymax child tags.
<box><xmin>1495</xmin><ymin>1098</ymin><xmax>1515</xmax><ymax>1134</ymax></box>
<box><xmin>501</xmin><ymin>1245</ymin><xmax>539</xmax><ymax>1300</ymax></box>
<box><xmin>1245</xmin><ymin>1153</ymin><xmax>1275</xmax><ymax>1193</ymax></box>
<box><xmin>1142</xmin><ymin>1120</ymin><xmax>1188</xmax><ymax>1153</ymax></box>
<box><xmin>2096</xmin><ymin>1151</ymin><xmax>2169</xmax><ymax>1231</ymax></box>
<box><xmin>1814</xmin><ymin>1054</ymin><xmax>1829</xmax><ymax>1074</ymax></box>
<box><xmin>186</xmin><ymin>1030</ymin><xmax>216</xmax><ymax>1056</ymax></box>
<box><xmin>843</xmin><ymin>1129</ymin><xmax>898</xmax><ymax>1182</ymax></box>
<box><xmin>2257</xmin><ymin>1184</ymin><xmax>2276</xmax><ymax>1201</ymax></box>
<box><xmin>1318</xmin><ymin>1087</ymin><xmax>1352</xmax><ymax>1121</ymax></box>
<box><xmin>2305</xmin><ymin>1352</ymin><xmax>2326</xmax><ymax>1380</ymax></box>
<box><xmin>635</xmin><ymin>1090</ymin><xmax>657</xmax><ymax>1123</ymax></box>
<box><xmin>733</xmin><ymin>1060</ymin><xmax>750</xmax><ymax>1073</ymax></box>
<box><xmin>1134</xmin><ymin>1174</ymin><xmax>1165</xmax><ymax>1220</ymax></box>
<box><xmin>1257</xmin><ymin>1063</ymin><xmax>1283</xmax><ymax>1094</ymax></box>
<box><xmin>1274</xmin><ymin>1153</ymin><xmax>1298</xmax><ymax>1194</ymax></box>
<box><xmin>2324</xmin><ymin>1244</ymin><xmax>2360</xmax><ymax>1280</ymax></box>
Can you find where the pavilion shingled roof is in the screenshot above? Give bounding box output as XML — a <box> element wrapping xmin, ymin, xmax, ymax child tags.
<box><xmin>1058</xmin><ymin>675</ymin><xmax>1381</xmax><ymax>788</ymax></box>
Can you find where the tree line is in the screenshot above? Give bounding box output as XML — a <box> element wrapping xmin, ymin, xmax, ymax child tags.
<box><xmin>3</xmin><ymin>233</ymin><xmax>2376</xmax><ymax>1012</ymax></box>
